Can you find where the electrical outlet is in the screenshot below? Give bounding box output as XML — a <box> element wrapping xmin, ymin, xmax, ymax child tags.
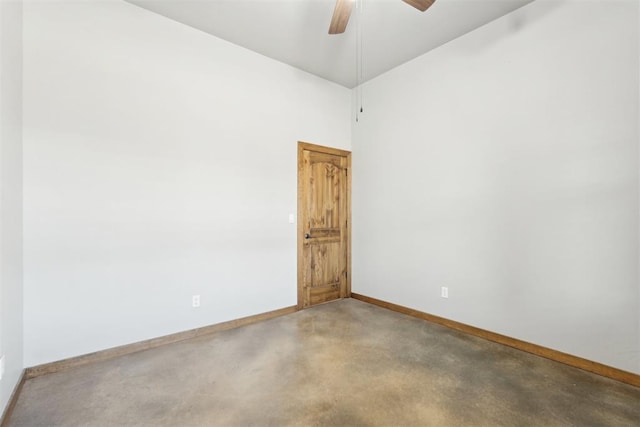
<box><xmin>0</xmin><ymin>355</ymin><xmax>5</xmax><ymax>381</ymax></box>
<box><xmin>441</xmin><ymin>287</ymin><xmax>449</xmax><ymax>299</ymax></box>
<box><xmin>288</xmin><ymin>213</ymin><xmax>295</xmax><ymax>224</ymax></box>
<box><xmin>192</xmin><ymin>295</ymin><xmax>201</xmax><ymax>308</ymax></box>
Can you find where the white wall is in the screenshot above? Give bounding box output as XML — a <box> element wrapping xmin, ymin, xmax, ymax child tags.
<box><xmin>353</xmin><ymin>0</ymin><xmax>639</xmax><ymax>373</ymax></box>
<box><xmin>22</xmin><ymin>0</ymin><xmax>350</xmax><ymax>366</ymax></box>
<box><xmin>22</xmin><ymin>0</ymin><xmax>639</xmax><ymax>376</ymax></box>
<box><xmin>0</xmin><ymin>0</ymin><xmax>24</xmax><ymax>413</ymax></box>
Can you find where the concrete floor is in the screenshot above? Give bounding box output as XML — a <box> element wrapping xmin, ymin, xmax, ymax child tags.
<box><xmin>8</xmin><ymin>299</ymin><xmax>640</xmax><ymax>426</ymax></box>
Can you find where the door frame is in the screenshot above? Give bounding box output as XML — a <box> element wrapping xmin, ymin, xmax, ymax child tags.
<box><xmin>297</xmin><ymin>141</ymin><xmax>351</xmax><ymax>310</ymax></box>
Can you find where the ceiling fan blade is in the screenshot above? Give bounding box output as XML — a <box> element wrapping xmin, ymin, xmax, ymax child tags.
<box><xmin>329</xmin><ymin>0</ymin><xmax>354</xmax><ymax>34</ymax></box>
<box><xmin>401</xmin><ymin>0</ymin><xmax>436</xmax><ymax>12</ymax></box>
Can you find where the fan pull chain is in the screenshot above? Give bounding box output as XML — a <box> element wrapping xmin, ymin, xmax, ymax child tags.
<box><xmin>355</xmin><ymin>0</ymin><xmax>364</xmax><ymax>122</ymax></box>
<box><xmin>359</xmin><ymin>0</ymin><xmax>364</xmax><ymax>115</ymax></box>
<box><xmin>355</xmin><ymin>0</ymin><xmax>359</xmax><ymax>122</ymax></box>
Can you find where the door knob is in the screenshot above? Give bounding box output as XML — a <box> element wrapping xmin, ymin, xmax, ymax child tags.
<box><xmin>304</xmin><ymin>233</ymin><xmax>311</xmax><ymax>239</ymax></box>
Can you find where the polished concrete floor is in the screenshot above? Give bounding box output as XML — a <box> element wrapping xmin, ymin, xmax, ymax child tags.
<box><xmin>9</xmin><ymin>299</ymin><xmax>640</xmax><ymax>426</ymax></box>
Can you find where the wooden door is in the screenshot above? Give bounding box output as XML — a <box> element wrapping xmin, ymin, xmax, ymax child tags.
<box><xmin>297</xmin><ymin>142</ymin><xmax>351</xmax><ymax>309</ymax></box>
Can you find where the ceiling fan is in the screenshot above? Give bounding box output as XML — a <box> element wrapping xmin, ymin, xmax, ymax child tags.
<box><xmin>329</xmin><ymin>0</ymin><xmax>436</xmax><ymax>34</ymax></box>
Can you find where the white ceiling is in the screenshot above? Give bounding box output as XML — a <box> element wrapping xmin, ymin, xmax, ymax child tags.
<box><xmin>126</xmin><ymin>0</ymin><xmax>535</xmax><ymax>88</ymax></box>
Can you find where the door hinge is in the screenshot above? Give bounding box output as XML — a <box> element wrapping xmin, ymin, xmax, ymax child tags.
<box><xmin>345</xmin><ymin>271</ymin><xmax>348</xmax><ymax>279</ymax></box>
